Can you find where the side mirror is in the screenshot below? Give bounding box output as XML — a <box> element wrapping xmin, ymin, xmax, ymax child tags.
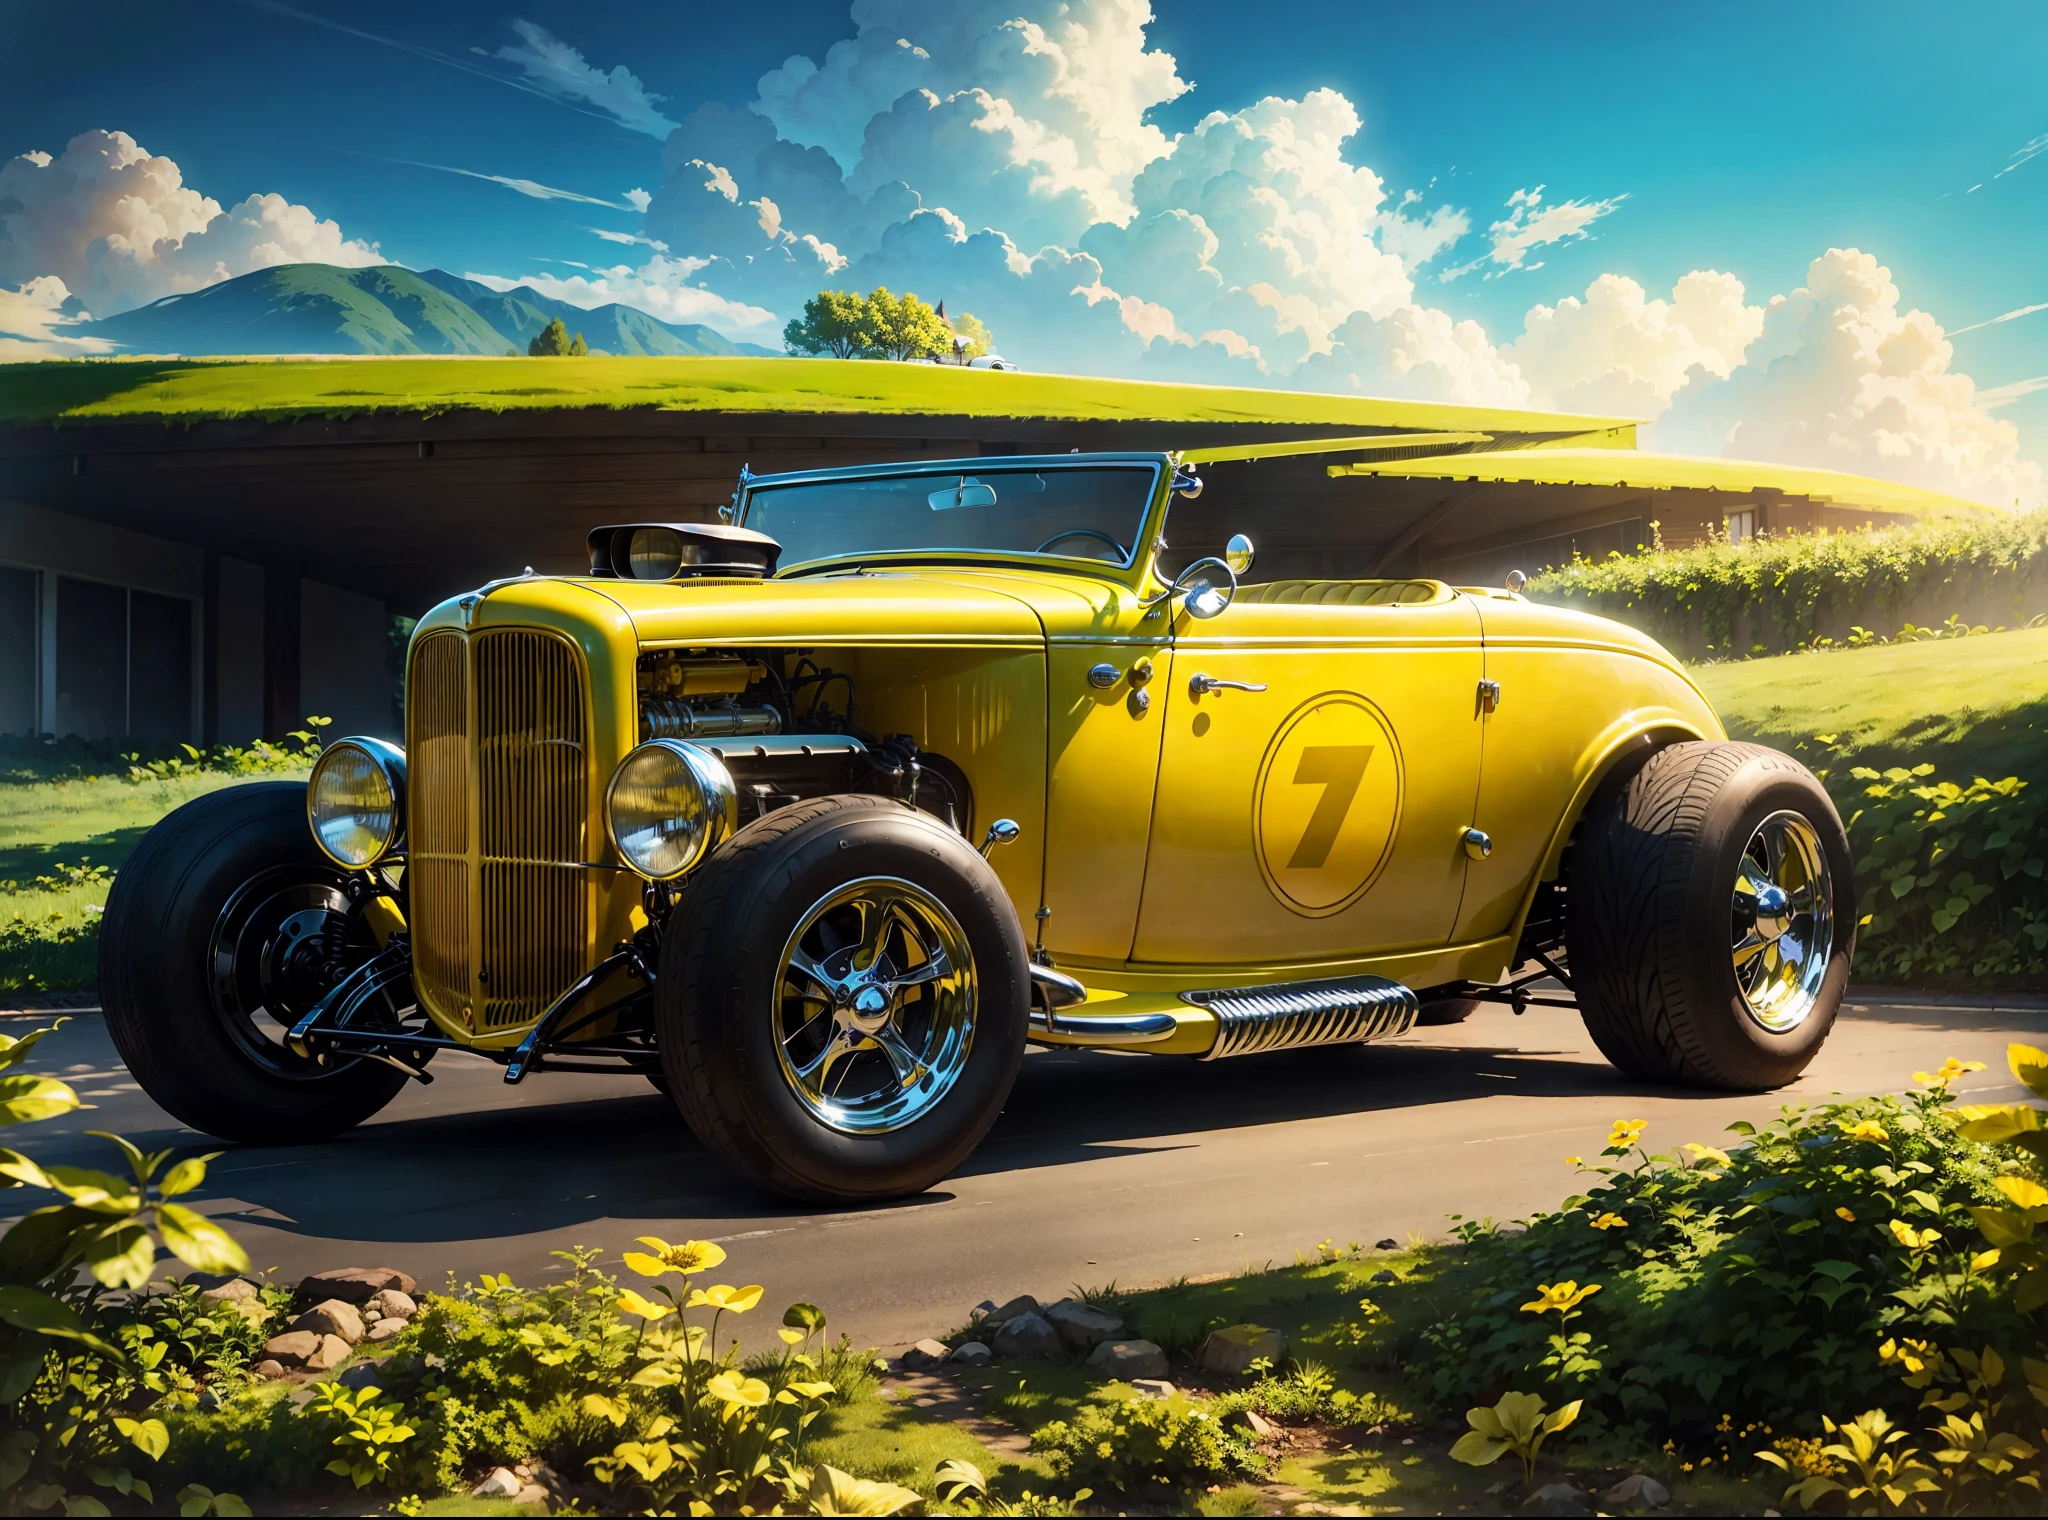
<box><xmin>1145</xmin><ymin>555</ymin><xmax>1238</xmax><ymax>619</ymax></box>
<box><xmin>1225</xmin><ymin>533</ymin><xmax>1255</xmax><ymax>576</ymax></box>
<box><xmin>1505</xmin><ymin>569</ymin><xmax>1527</xmax><ymax>593</ymax></box>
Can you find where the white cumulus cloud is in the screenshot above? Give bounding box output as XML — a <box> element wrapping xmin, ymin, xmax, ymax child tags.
<box><xmin>0</xmin><ymin>275</ymin><xmax>116</xmax><ymax>360</ymax></box>
<box><xmin>0</xmin><ymin>130</ymin><xmax>380</xmax><ymax>316</ymax></box>
<box><xmin>494</xmin><ymin>20</ymin><xmax>678</xmax><ymax>139</ymax></box>
<box><xmin>1509</xmin><ymin>269</ymin><xmax>1764</xmax><ymax>417</ymax></box>
<box><xmin>1655</xmin><ymin>249</ymin><xmax>2041</xmax><ymax>507</ymax></box>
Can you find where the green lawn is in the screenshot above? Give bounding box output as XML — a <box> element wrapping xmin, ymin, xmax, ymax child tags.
<box><xmin>0</xmin><ymin>354</ymin><xmax>1631</xmax><ymax>434</ymax></box>
<box><xmin>0</xmin><ymin>769</ymin><xmax>294</xmax><ymax>993</ymax></box>
<box><xmin>1694</xmin><ymin>625</ymin><xmax>2048</xmax><ymax>781</ymax></box>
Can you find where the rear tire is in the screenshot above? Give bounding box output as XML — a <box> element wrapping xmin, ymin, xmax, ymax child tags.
<box><xmin>1567</xmin><ymin>741</ymin><xmax>1854</xmax><ymax>1090</ymax></box>
<box><xmin>1415</xmin><ymin>998</ymin><xmax>1481</xmax><ymax>1026</ymax></box>
<box><xmin>100</xmin><ymin>782</ymin><xmax>408</xmax><ymax>1143</ymax></box>
<box><xmin>659</xmin><ymin>794</ymin><xmax>1029</xmax><ymax>1203</ymax></box>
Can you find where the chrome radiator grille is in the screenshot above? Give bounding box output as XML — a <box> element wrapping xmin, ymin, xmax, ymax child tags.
<box><xmin>1184</xmin><ymin>975</ymin><xmax>1418</xmax><ymax>1060</ymax></box>
<box><xmin>408</xmin><ymin>627</ymin><xmax>592</xmax><ymax>1032</ymax></box>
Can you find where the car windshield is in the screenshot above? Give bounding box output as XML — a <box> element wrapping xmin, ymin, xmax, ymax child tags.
<box><xmin>742</xmin><ymin>463</ymin><xmax>1158</xmax><ymax>570</ymax></box>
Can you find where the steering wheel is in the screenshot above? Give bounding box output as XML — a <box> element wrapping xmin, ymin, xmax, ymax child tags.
<box><xmin>1035</xmin><ymin>528</ymin><xmax>1130</xmax><ymax>562</ymax></box>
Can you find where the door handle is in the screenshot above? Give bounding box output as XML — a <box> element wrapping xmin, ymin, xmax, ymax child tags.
<box><xmin>1188</xmin><ymin>672</ymin><xmax>1268</xmax><ymax>697</ymax></box>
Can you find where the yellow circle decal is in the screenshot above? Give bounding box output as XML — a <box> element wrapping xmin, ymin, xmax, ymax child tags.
<box><xmin>1253</xmin><ymin>694</ymin><xmax>1403</xmax><ymax>917</ymax></box>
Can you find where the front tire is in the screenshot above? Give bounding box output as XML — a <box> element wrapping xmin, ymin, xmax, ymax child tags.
<box><xmin>100</xmin><ymin>782</ymin><xmax>408</xmax><ymax>1143</ymax></box>
<box><xmin>659</xmin><ymin>794</ymin><xmax>1029</xmax><ymax>1203</ymax></box>
<box><xmin>1567</xmin><ymin>742</ymin><xmax>1854</xmax><ymax>1090</ymax></box>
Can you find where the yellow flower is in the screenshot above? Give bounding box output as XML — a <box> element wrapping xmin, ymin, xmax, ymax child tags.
<box><xmin>1684</xmin><ymin>1142</ymin><xmax>1732</xmax><ymax>1167</ymax></box>
<box><xmin>615</xmin><ymin>1288</ymin><xmax>674</xmax><ymax>1321</ymax></box>
<box><xmin>1520</xmin><ymin>1280</ymin><xmax>1602</xmax><ymax>1316</ymax></box>
<box><xmin>1888</xmin><ymin>1219</ymin><xmax>1940</xmax><ymax>1251</ymax></box>
<box><xmin>1841</xmin><ymin>1120</ymin><xmax>1890</xmax><ymax>1144</ymax></box>
<box><xmin>1971</xmin><ymin>1248</ymin><xmax>2002</xmax><ymax>1274</ymax></box>
<box><xmin>1588</xmin><ymin>1213</ymin><xmax>1628</xmax><ymax>1231</ymax></box>
<box><xmin>686</xmin><ymin>1283</ymin><xmax>765</xmax><ymax>1314</ymax></box>
<box><xmin>1606</xmin><ymin>1119</ymin><xmax>1648</xmax><ymax>1150</ymax></box>
<box><xmin>1914</xmin><ymin>1057</ymin><xmax>1987</xmax><ymax>1089</ymax></box>
<box><xmin>706</xmin><ymin>1371</ymin><xmax>770</xmax><ymax>1412</ymax></box>
<box><xmin>622</xmin><ymin>1237</ymin><xmax>728</xmax><ymax>1278</ymax></box>
<box><xmin>1835</xmin><ymin>1207</ymin><xmax>1856</xmax><ymax>1223</ymax></box>
<box><xmin>1564</xmin><ymin>1156</ymin><xmax>1584</xmax><ymax>1166</ymax></box>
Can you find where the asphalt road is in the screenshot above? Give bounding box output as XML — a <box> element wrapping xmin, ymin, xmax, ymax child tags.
<box><xmin>9</xmin><ymin>992</ymin><xmax>2046</xmax><ymax>1351</ymax></box>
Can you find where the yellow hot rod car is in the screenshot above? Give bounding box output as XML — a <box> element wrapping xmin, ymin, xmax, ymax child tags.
<box><xmin>102</xmin><ymin>445</ymin><xmax>1853</xmax><ymax>1202</ymax></box>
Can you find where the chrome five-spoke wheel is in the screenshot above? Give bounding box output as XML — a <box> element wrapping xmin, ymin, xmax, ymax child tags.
<box><xmin>774</xmin><ymin>875</ymin><xmax>977</xmax><ymax>1133</ymax></box>
<box><xmin>1730</xmin><ymin>809</ymin><xmax>1837</xmax><ymax>1033</ymax></box>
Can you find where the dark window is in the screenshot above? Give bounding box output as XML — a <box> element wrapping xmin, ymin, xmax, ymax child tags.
<box><xmin>0</xmin><ymin>568</ymin><xmax>33</xmax><ymax>734</ymax></box>
<box><xmin>129</xmin><ymin>590</ymin><xmax>193</xmax><ymax>741</ymax></box>
<box><xmin>55</xmin><ymin>576</ymin><xmax>127</xmax><ymax>739</ymax></box>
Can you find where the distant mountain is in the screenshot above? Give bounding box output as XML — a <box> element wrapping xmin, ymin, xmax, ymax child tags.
<box><xmin>409</xmin><ymin>269</ymin><xmax>761</xmax><ymax>358</ymax></box>
<box><xmin>78</xmin><ymin>263</ymin><xmax>773</xmax><ymax>359</ymax></box>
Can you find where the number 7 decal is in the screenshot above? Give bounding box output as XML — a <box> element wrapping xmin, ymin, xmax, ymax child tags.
<box><xmin>1287</xmin><ymin>745</ymin><xmax>1373</xmax><ymax>869</ymax></box>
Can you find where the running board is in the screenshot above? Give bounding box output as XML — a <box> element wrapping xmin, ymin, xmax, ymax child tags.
<box><xmin>1183</xmin><ymin>974</ymin><xmax>1418</xmax><ymax>1060</ymax></box>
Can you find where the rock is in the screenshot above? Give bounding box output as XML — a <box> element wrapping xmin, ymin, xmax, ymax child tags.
<box><xmin>515</xmin><ymin>1485</ymin><xmax>550</xmax><ymax>1507</ymax></box>
<box><xmin>199</xmin><ymin>1278</ymin><xmax>260</xmax><ymax>1305</ymax></box>
<box><xmin>949</xmin><ymin>1341</ymin><xmax>992</xmax><ymax>1367</ymax></box>
<box><xmin>292</xmin><ymin>1299</ymin><xmax>365</xmax><ymax>1345</ymax></box>
<box><xmin>253</xmin><ymin>1359</ymin><xmax>285</xmax><ymax>1379</ymax></box>
<box><xmin>1522</xmin><ymin>1482</ymin><xmax>1594</xmax><ymax>1517</ymax></box>
<box><xmin>1198</xmin><ymin>1324</ymin><xmax>1286</xmax><ymax>1377</ymax></box>
<box><xmin>336</xmin><ymin>1359</ymin><xmax>389</xmax><ymax>1392</ymax></box>
<box><xmin>366</xmin><ymin>1318</ymin><xmax>408</xmax><ymax>1344</ymax></box>
<box><xmin>1086</xmin><ymin>1339</ymin><xmax>1169</xmax><ymax>1380</ymax></box>
<box><xmin>196</xmin><ymin>1388</ymin><xmax>222</xmax><ymax>1412</ymax></box>
<box><xmin>1223</xmin><ymin>1408</ymin><xmax>1276</xmax><ymax>1438</ymax></box>
<box><xmin>1374</xmin><ymin>1238</ymin><xmax>1398</xmax><ymax>1250</ymax></box>
<box><xmin>981</xmin><ymin>1294</ymin><xmax>1040</xmax><ymax>1326</ymax></box>
<box><xmin>1369</xmin><ymin>1269</ymin><xmax>1399</xmax><ymax>1284</ymax></box>
<box><xmin>292</xmin><ymin>1266</ymin><xmax>415</xmax><ymax>1309</ymax></box>
<box><xmin>1130</xmin><ymin>1378</ymin><xmax>1176</xmax><ymax>1401</ymax></box>
<box><xmin>367</xmin><ymin>1288</ymin><xmax>417</xmax><ymax>1321</ymax></box>
<box><xmin>990</xmin><ymin>1310</ymin><xmax>1063</xmax><ymax>1359</ymax></box>
<box><xmin>472</xmin><ymin>1467</ymin><xmax>523</xmax><ymax>1499</ymax></box>
<box><xmin>1603</xmin><ymin>1474</ymin><xmax>1670</xmax><ymax>1510</ymax></box>
<box><xmin>898</xmin><ymin>1339</ymin><xmax>952</xmax><ymax>1370</ymax></box>
<box><xmin>261</xmin><ymin>1331</ymin><xmax>350</xmax><ymax>1372</ymax></box>
<box><xmin>1043</xmin><ymin>1298</ymin><xmax>1125</xmax><ymax>1349</ymax></box>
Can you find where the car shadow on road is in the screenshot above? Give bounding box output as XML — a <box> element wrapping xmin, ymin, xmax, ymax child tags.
<box><xmin>63</xmin><ymin>1000</ymin><xmax>2048</xmax><ymax>1249</ymax></box>
<box><xmin>150</xmin><ymin>1024</ymin><xmax>1693</xmax><ymax>1246</ymax></box>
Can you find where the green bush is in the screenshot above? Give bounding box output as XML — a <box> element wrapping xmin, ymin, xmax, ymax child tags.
<box><xmin>1416</xmin><ymin>1081</ymin><xmax>2017</xmax><ymax>1440</ymax></box>
<box><xmin>1843</xmin><ymin>766</ymin><xmax>2047</xmax><ymax>988</ymax></box>
<box><xmin>1525</xmin><ymin>512</ymin><xmax>2048</xmax><ymax>659</ymax></box>
<box><xmin>1031</xmin><ymin>1392</ymin><xmax>1247</xmax><ymax>1497</ymax></box>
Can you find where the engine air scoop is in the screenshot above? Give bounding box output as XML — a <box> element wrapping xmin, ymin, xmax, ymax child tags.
<box><xmin>588</xmin><ymin>522</ymin><xmax>782</xmax><ymax>580</ymax></box>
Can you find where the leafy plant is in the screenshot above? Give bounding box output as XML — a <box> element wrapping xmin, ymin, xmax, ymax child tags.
<box><xmin>0</xmin><ymin>1025</ymin><xmax>252</xmax><ymax>1515</ymax></box>
<box><xmin>1417</xmin><ymin>1089</ymin><xmax>2014</xmax><ymax>1435</ymax></box>
<box><xmin>1448</xmin><ymin>1390</ymin><xmax>1582</xmax><ymax>1485</ymax></box>
<box><xmin>1757</xmin><ymin>1408</ymin><xmax>1940</xmax><ymax>1513</ymax></box>
<box><xmin>1031</xmin><ymin>1391</ymin><xmax>1247</xmax><ymax>1497</ymax></box>
<box><xmin>299</xmin><ymin>1383</ymin><xmax>415</xmax><ymax>1489</ymax></box>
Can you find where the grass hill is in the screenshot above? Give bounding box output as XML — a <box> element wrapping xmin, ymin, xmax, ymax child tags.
<box><xmin>1695</xmin><ymin>625</ymin><xmax>2048</xmax><ymax>782</ymax></box>
<box><xmin>76</xmin><ymin>264</ymin><xmax>770</xmax><ymax>359</ymax></box>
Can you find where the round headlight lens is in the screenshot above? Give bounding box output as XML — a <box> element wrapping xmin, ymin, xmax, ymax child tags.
<box><xmin>306</xmin><ymin>738</ymin><xmax>406</xmax><ymax>868</ymax></box>
<box><xmin>606</xmin><ymin>740</ymin><xmax>737</xmax><ymax>881</ymax></box>
<box><xmin>625</xmin><ymin>527</ymin><xmax>684</xmax><ymax>580</ymax></box>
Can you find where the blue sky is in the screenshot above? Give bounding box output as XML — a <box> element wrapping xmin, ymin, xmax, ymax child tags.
<box><xmin>4</xmin><ymin>0</ymin><xmax>2045</xmax><ymax>502</ymax></box>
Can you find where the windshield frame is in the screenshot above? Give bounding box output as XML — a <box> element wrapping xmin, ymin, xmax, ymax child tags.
<box><xmin>735</xmin><ymin>453</ymin><xmax>1173</xmax><ymax>586</ymax></box>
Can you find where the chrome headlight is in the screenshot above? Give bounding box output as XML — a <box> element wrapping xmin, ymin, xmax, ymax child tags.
<box><xmin>307</xmin><ymin>738</ymin><xmax>406</xmax><ymax>868</ymax></box>
<box><xmin>606</xmin><ymin>740</ymin><xmax>738</xmax><ymax>881</ymax></box>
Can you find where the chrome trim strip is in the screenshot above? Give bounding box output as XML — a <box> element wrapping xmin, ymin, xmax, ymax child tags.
<box><xmin>1026</xmin><ymin>1006</ymin><xmax>1180</xmax><ymax>1045</ymax></box>
<box><xmin>1183</xmin><ymin>974</ymin><xmax>1418</xmax><ymax>1060</ymax></box>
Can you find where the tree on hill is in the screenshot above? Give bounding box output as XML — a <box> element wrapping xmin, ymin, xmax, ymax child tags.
<box><xmin>950</xmin><ymin>311</ymin><xmax>993</xmax><ymax>362</ymax></box>
<box><xmin>528</xmin><ymin>317</ymin><xmax>587</xmax><ymax>356</ymax></box>
<box><xmin>782</xmin><ymin>290</ymin><xmax>876</xmax><ymax>358</ymax></box>
<box><xmin>866</xmin><ymin>287</ymin><xmax>952</xmax><ymax>361</ymax></box>
<box><xmin>782</xmin><ymin>288</ymin><xmax>954</xmax><ymax>361</ymax></box>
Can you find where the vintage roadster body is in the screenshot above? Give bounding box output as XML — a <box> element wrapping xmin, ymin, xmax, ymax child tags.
<box><xmin>102</xmin><ymin>445</ymin><xmax>1855</xmax><ymax>1201</ymax></box>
